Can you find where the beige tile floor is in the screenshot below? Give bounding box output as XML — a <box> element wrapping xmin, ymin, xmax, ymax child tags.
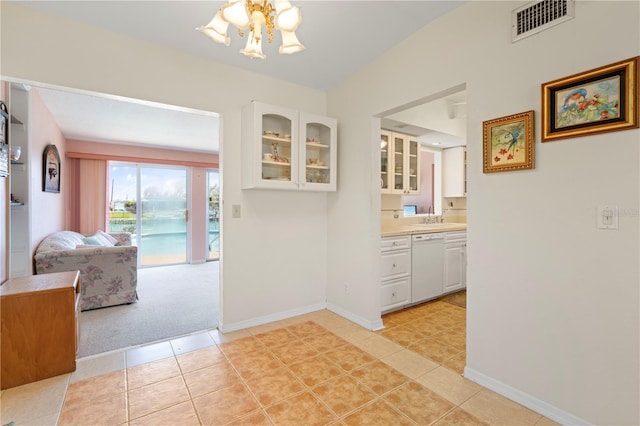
<box><xmin>1</xmin><ymin>307</ymin><xmax>559</xmax><ymax>426</ymax></box>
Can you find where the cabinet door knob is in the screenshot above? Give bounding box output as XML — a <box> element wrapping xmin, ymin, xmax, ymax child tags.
<box><xmin>392</xmin><ymin>291</ymin><xmax>396</xmax><ymax>297</ymax></box>
<box><xmin>392</xmin><ymin>263</ymin><xmax>396</xmax><ymax>268</ymax></box>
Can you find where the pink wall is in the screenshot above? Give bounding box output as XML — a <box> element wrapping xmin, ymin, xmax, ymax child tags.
<box><xmin>403</xmin><ymin>150</ymin><xmax>435</xmax><ymax>214</ymax></box>
<box><xmin>29</xmin><ymin>88</ymin><xmax>67</xmax><ymax>258</ymax></box>
<box><xmin>66</xmin><ymin>140</ymin><xmax>219</xmax><ymax>167</ymax></box>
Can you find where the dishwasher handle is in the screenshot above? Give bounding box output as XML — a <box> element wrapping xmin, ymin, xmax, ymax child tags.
<box><xmin>412</xmin><ymin>233</ymin><xmax>444</xmax><ymax>242</ymax></box>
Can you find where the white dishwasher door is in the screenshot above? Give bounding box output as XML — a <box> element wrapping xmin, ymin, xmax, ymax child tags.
<box><xmin>411</xmin><ymin>233</ymin><xmax>444</xmax><ymax>303</ymax></box>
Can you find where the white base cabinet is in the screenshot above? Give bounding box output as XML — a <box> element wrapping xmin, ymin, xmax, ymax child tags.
<box><xmin>380</xmin><ymin>235</ymin><xmax>411</xmax><ymax>312</ymax></box>
<box><xmin>443</xmin><ymin>232</ymin><xmax>467</xmax><ymax>294</ymax></box>
<box><xmin>381</xmin><ymin>230</ymin><xmax>467</xmax><ymax>314</ymax></box>
<box><xmin>242</xmin><ymin>101</ymin><xmax>337</xmax><ymax>191</ymax></box>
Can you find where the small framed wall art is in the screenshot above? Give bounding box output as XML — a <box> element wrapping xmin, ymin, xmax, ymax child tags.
<box><xmin>483</xmin><ymin>110</ymin><xmax>535</xmax><ymax>174</ymax></box>
<box><xmin>541</xmin><ymin>56</ymin><xmax>639</xmax><ymax>142</ymax></box>
<box><xmin>42</xmin><ymin>144</ymin><xmax>61</xmax><ymax>193</ymax></box>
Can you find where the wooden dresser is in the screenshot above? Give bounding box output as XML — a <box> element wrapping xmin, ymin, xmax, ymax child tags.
<box><xmin>1</xmin><ymin>270</ymin><xmax>80</xmax><ymax>389</ymax></box>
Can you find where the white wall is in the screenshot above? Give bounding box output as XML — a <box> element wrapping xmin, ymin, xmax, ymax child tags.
<box><xmin>327</xmin><ymin>1</ymin><xmax>639</xmax><ymax>425</ymax></box>
<box><xmin>0</xmin><ymin>2</ymin><xmax>328</xmax><ymax>329</ymax></box>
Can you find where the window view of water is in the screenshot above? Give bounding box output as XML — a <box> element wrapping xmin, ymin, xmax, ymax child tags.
<box><xmin>108</xmin><ymin>163</ymin><xmax>220</xmax><ymax>266</ymax></box>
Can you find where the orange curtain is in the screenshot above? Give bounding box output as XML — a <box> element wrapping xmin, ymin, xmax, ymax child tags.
<box><xmin>67</xmin><ymin>158</ymin><xmax>107</xmax><ymax>235</ymax></box>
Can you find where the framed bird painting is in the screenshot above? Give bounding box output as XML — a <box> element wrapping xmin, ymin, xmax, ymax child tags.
<box><xmin>483</xmin><ymin>110</ymin><xmax>534</xmax><ymax>174</ymax></box>
<box><xmin>541</xmin><ymin>56</ymin><xmax>639</xmax><ymax>142</ymax></box>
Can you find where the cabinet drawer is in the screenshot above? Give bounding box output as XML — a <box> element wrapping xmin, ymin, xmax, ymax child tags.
<box><xmin>381</xmin><ymin>277</ymin><xmax>411</xmax><ymax>311</ymax></box>
<box><xmin>380</xmin><ymin>235</ymin><xmax>410</xmax><ymax>252</ymax></box>
<box><xmin>380</xmin><ymin>249</ymin><xmax>411</xmax><ymax>280</ymax></box>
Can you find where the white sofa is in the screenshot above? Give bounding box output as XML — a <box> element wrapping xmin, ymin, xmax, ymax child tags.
<box><xmin>34</xmin><ymin>231</ymin><xmax>138</xmax><ymax>311</ymax></box>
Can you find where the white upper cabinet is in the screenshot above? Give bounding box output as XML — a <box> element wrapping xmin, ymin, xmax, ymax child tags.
<box><xmin>381</xmin><ymin>130</ymin><xmax>420</xmax><ymax>195</ymax></box>
<box><xmin>242</xmin><ymin>102</ymin><xmax>337</xmax><ymax>192</ymax></box>
<box><xmin>442</xmin><ymin>146</ymin><xmax>466</xmax><ymax>197</ymax></box>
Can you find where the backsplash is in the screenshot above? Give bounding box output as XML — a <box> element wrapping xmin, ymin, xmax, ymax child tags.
<box><xmin>381</xmin><ymin>194</ymin><xmax>467</xmax><ymax>227</ymax></box>
<box><xmin>442</xmin><ymin>197</ymin><xmax>467</xmax><ymax>223</ymax></box>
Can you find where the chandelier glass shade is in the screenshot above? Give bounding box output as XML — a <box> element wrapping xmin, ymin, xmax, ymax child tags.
<box><xmin>198</xmin><ymin>0</ymin><xmax>304</xmax><ymax>59</ymax></box>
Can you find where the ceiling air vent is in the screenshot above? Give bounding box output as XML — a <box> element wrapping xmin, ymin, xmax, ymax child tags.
<box><xmin>512</xmin><ymin>0</ymin><xmax>574</xmax><ymax>42</ymax></box>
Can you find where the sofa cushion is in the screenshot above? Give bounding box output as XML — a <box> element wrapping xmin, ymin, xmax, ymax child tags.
<box><xmin>97</xmin><ymin>230</ymin><xmax>119</xmax><ymax>245</ymax></box>
<box><xmin>82</xmin><ymin>232</ymin><xmax>114</xmax><ymax>247</ymax></box>
<box><xmin>36</xmin><ymin>231</ymin><xmax>86</xmax><ymax>252</ymax></box>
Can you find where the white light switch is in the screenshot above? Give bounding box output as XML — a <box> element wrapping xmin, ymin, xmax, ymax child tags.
<box><xmin>597</xmin><ymin>205</ymin><xmax>618</xmax><ymax>230</ymax></box>
<box><xmin>232</xmin><ymin>204</ymin><xmax>241</xmax><ymax>218</ymax></box>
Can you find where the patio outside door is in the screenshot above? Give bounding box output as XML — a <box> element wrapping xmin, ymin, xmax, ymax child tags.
<box><xmin>108</xmin><ymin>163</ymin><xmax>189</xmax><ymax>267</ymax></box>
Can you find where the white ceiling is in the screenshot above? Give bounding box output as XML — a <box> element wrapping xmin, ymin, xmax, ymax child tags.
<box><xmin>11</xmin><ymin>1</ymin><xmax>467</xmax><ymax>153</ymax></box>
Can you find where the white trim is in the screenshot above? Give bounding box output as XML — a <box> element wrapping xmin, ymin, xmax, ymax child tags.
<box><xmin>464</xmin><ymin>366</ymin><xmax>591</xmax><ymax>425</ymax></box>
<box><xmin>218</xmin><ymin>302</ymin><xmax>326</xmax><ymax>333</ymax></box>
<box><xmin>326</xmin><ymin>303</ymin><xmax>384</xmax><ymax>331</ymax></box>
<box><xmin>189</xmin><ymin>260</ymin><xmax>206</xmax><ymax>265</ymax></box>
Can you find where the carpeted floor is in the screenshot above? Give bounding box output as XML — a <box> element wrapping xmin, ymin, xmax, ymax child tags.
<box><xmin>78</xmin><ymin>261</ymin><xmax>219</xmax><ymax>358</ymax></box>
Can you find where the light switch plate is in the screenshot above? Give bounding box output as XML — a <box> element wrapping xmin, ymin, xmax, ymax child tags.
<box><xmin>232</xmin><ymin>204</ymin><xmax>241</xmax><ymax>219</ymax></box>
<box><xmin>597</xmin><ymin>205</ymin><xmax>618</xmax><ymax>230</ymax></box>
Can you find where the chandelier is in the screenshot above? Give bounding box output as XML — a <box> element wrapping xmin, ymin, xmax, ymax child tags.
<box><xmin>197</xmin><ymin>0</ymin><xmax>304</xmax><ymax>59</ymax></box>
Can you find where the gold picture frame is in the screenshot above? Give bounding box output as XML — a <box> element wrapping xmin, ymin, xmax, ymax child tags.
<box><xmin>541</xmin><ymin>56</ymin><xmax>639</xmax><ymax>142</ymax></box>
<box><xmin>483</xmin><ymin>110</ymin><xmax>535</xmax><ymax>174</ymax></box>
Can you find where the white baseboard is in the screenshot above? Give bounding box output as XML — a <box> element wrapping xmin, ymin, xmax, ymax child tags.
<box><xmin>218</xmin><ymin>302</ymin><xmax>327</xmax><ymax>333</ymax></box>
<box><xmin>464</xmin><ymin>366</ymin><xmax>590</xmax><ymax>425</ymax></box>
<box><xmin>326</xmin><ymin>303</ymin><xmax>384</xmax><ymax>331</ymax></box>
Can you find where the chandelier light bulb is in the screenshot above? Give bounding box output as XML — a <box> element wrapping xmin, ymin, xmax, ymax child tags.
<box><xmin>196</xmin><ymin>11</ymin><xmax>230</xmax><ymax>46</ymax></box>
<box><xmin>240</xmin><ymin>32</ymin><xmax>266</xmax><ymax>59</ymax></box>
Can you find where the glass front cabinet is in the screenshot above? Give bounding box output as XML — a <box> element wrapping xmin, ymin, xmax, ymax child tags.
<box><xmin>242</xmin><ymin>101</ymin><xmax>337</xmax><ymax>192</ymax></box>
<box><xmin>380</xmin><ymin>130</ymin><xmax>420</xmax><ymax>195</ymax></box>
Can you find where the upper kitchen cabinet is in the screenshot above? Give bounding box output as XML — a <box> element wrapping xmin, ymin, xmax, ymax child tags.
<box><xmin>443</xmin><ymin>146</ymin><xmax>466</xmax><ymax>197</ymax></box>
<box><xmin>381</xmin><ymin>130</ymin><xmax>419</xmax><ymax>195</ymax></box>
<box><xmin>241</xmin><ymin>101</ymin><xmax>337</xmax><ymax>192</ymax></box>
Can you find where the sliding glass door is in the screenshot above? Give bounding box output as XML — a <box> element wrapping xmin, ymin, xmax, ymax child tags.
<box><xmin>109</xmin><ymin>163</ymin><xmax>189</xmax><ymax>267</ymax></box>
<box><xmin>207</xmin><ymin>170</ymin><xmax>220</xmax><ymax>260</ymax></box>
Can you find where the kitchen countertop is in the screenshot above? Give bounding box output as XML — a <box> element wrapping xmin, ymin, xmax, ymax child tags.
<box><xmin>381</xmin><ymin>222</ymin><xmax>467</xmax><ymax>237</ymax></box>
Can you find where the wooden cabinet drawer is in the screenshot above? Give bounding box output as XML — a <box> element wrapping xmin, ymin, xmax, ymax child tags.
<box><xmin>380</xmin><ymin>235</ymin><xmax>410</xmax><ymax>252</ymax></box>
<box><xmin>381</xmin><ymin>277</ymin><xmax>411</xmax><ymax>312</ymax></box>
<box><xmin>380</xmin><ymin>249</ymin><xmax>411</xmax><ymax>280</ymax></box>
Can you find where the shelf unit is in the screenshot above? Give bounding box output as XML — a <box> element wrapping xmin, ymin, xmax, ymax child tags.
<box><xmin>381</xmin><ymin>130</ymin><xmax>420</xmax><ymax>195</ymax></box>
<box><xmin>242</xmin><ymin>101</ymin><xmax>337</xmax><ymax>191</ymax></box>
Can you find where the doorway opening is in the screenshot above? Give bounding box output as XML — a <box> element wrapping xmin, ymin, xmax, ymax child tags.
<box><xmin>2</xmin><ymin>77</ymin><xmax>223</xmax><ymax>356</ymax></box>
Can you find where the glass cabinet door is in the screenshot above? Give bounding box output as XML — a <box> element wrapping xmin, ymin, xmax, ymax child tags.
<box><xmin>380</xmin><ymin>131</ymin><xmax>390</xmax><ymax>190</ymax></box>
<box><xmin>261</xmin><ymin>113</ymin><xmax>294</xmax><ymax>183</ymax></box>
<box><xmin>299</xmin><ymin>112</ymin><xmax>337</xmax><ymax>192</ymax></box>
<box><xmin>393</xmin><ymin>134</ymin><xmax>405</xmax><ymax>193</ymax></box>
<box><xmin>408</xmin><ymin>137</ymin><xmax>419</xmax><ymax>192</ymax></box>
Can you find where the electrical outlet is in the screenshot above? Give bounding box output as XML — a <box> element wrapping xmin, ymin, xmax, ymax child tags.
<box><xmin>343</xmin><ymin>282</ymin><xmax>350</xmax><ymax>295</ymax></box>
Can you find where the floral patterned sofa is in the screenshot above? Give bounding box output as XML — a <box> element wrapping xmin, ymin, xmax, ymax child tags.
<box><xmin>34</xmin><ymin>230</ymin><xmax>138</xmax><ymax>311</ymax></box>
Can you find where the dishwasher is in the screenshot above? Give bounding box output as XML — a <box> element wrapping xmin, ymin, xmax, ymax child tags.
<box><xmin>411</xmin><ymin>233</ymin><xmax>444</xmax><ymax>303</ymax></box>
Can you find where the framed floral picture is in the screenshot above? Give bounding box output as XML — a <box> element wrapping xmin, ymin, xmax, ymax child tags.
<box><xmin>483</xmin><ymin>110</ymin><xmax>535</xmax><ymax>174</ymax></box>
<box><xmin>42</xmin><ymin>144</ymin><xmax>61</xmax><ymax>193</ymax></box>
<box><xmin>541</xmin><ymin>56</ymin><xmax>639</xmax><ymax>142</ymax></box>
